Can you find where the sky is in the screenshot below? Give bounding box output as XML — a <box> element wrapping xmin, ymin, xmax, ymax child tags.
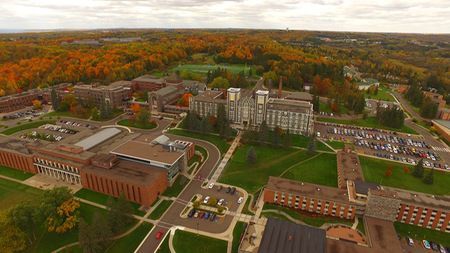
<box><xmin>0</xmin><ymin>0</ymin><xmax>449</xmax><ymax>33</ymax></box>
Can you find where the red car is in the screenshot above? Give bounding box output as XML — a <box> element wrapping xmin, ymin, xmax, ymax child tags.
<box><xmin>155</xmin><ymin>231</ymin><xmax>164</xmax><ymax>240</ymax></box>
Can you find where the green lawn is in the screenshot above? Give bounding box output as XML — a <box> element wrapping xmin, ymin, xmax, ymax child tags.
<box><xmin>168</xmin><ymin>128</ymin><xmax>230</xmax><ymax>154</ymax></box>
<box><xmin>360</xmin><ymin>156</ymin><xmax>450</xmax><ymax>195</ymax></box>
<box><xmin>74</xmin><ymin>188</ymin><xmax>145</xmax><ymax>216</ymax></box>
<box><xmin>173</xmin><ymin>230</ymin><xmax>227</xmax><ymax>253</ymax></box>
<box><xmin>232</xmin><ymin>222</ymin><xmax>247</xmax><ymax>253</ymax></box>
<box><xmin>365</xmin><ymin>87</ymin><xmax>395</xmax><ymax>102</ymax></box>
<box><xmin>219</xmin><ymin>145</ymin><xmax>314</xmax><ymax>193</ymax></box>
<box><xmin>317</xmin><ymin>116</ymin><xmax>417</xmax><ymax>134</ymax></box>
<box><xmin>319</xmin><ymin>101</ymin><xmax>349</xmax><ymax>115</ymax></box>
<box><xmin>291</xmin><ymin>134</ymin><xmax>333</xmax><ymax>152</ymax></box>
<box><xmin>42</xmin><ymin>111</ymin><xmax>89</xmax><ymax>120</ymax></box>
<box><xmin>106</xmin><ymin>223</ymin><xmax>153</xmax><ymax>253</ymax></box>
<box><xmin>262</xmin><ymin>203</ymin><xmax>353</xmax><ymax>227</ymax></box>
<box><xmin>156</xmin><ymin>234</ymin><xmax>170</xmax><ymax>253</ymax></box>
<box><xmin>282</xmin><ymin>153</ymin><xmax>338</xmax><ymax>187</ymax></box>
<box><xmin>325</xmin><ymin>140</ymin><xmax>346</xmax><ymax>150</ymax></box>
<box><xmin>117</xmin><ymin>119</ymin><xmax>157</xmax><ymax>129</ymax></box>
<box><xmin>394</xmin><ymin>222</ymin><xmax>450</xmax><ymax>247</ymax></box>
<box><xmin>172</xmin><ymin>64</ymin><xmax>255</xmax><ymax>75</ymax></box>
<box><xmin>357</xmin><ymin>217</ymin><xmax>366</xmax><ymax>235</ymax></box>
<box><xmin>0</xmin><ymin>177</ymin><xmax>42</xmax><ymax>211</ymax></box>
<box><xmin>1</xmin><ymin>120</ymin><xmax>55</xmax><ymax>135</ymax></box>
<box><xmin>0</xmin><ymin>165</ymin><xmax>34</xmax><ymax>181</ymax></box>
<box><xmin>163</xmin><ymin>175</ymin><xmax>189</xmax><ymax>197</ymax></box>
<box><xmin>150</xmin><ymin>200</ymin><xmax>173</xmax><ymax>220</ymax></box>
<box><xmin>242</xmin><ymin>197</ymin><xmax>255</xmax><ymax>215</ymax></box>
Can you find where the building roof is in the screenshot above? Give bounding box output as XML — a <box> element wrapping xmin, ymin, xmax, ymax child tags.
<box><xmin>354</xmin><ymin>180</ymin><xmax>380</xmax><ymax>195</ymax></box>
<box><xmin>371</xmin><ymin>187</ymin><xmax>450</xmax><ymax>210</ymax></box>
<box><xmin>258</xmin><ymin>218</ymin><xmax>325</xmax><ymax>253</ymax></box>
<box><xmin>132</xmin><ymin>75</ymin><xmax>165</xmax><ymax>83</ymax></box>
<box><xmin>267</xmin><ymin>99</ymin><xmax>312</xmax><ymax>113</ymax></box>
<box><xmin>433</xmin><ymin>119</ymin><xmax>450</xmax><ymax>131</ymax></box>
<box><xmin>192</xmin><ymin>90</ymin><xmax>224</xmax><ymax>102</ymax></box>
<box><xmin>0</xmin><ymin>137</ymin><xmax>37</xmax><ymax>155</ymax></box>
<box><xmin>111</xmin><ymin>139</ymin><xmax>184</xmax><ymax>165</ymax></box>
<box><xmin>337</xmin><ymin>149</ymin><xmax>364</xmax><ymax>186</ymax></box>
<box><xmin>285</xmin><ymin>92</ymin><xmax>313</xmax><ymax>102</ymax></box>
<box><xmin>155</xmin><ymin>85</ymin><xmax>179</xmax><ymax>97</ymax></box>
<box><xmin>75</xmin><ymin>128</ymin><xmax>121</xmax><ymax>151</ymax></box>
<box><xmin>266</xmin><ymin>176</ymin><xmax>352</xmax><ymax>204</ymax></box>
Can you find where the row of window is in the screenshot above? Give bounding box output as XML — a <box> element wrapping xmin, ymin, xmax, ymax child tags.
<box><xmin>34</xmin><ymin>158</ymin><xmax>79</xmax><ymax>174</ymax></box>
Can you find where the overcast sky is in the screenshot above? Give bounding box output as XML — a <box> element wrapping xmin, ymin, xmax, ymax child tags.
<box><xmin>0</xmin><ymin>0</ymin><xmax>449</xmax><ymax>33</ymax></box>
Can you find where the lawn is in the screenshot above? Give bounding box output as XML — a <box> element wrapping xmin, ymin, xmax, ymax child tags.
<box><xmin>172</xmin><ymin>64</ymin><xmax>255</xmax><ymax>76</ymax></box>
<box><xmin>242</xmin><ymin>197</ymin><xmax>255</xmax><ymax>215</ymax></box>
<box><xmin>325</xmin><ymin>140</ymin><xmax>346</xmax><ymax>150</ymax></box>
<box><xmin>262</xmin><ymin>203</ymin><xmax>353</xmax><ymax>227</ymax></box>
<box><xmin>219</xmin><ymin>144</ymin><xmax>314</xmax><ymax>193</ymax></box>
<box><xmin>43</xmin><ymin>109</ymin><xmax>124</xmax><ymax>121</ymax></box>
<box><xmin>360</xmin><ymin>156</ymin><xmax>450</xmax><ymax>195</ymax></box>
<box><xmin>365</xmin><ymin>87</ymin><xmax>395</xmax><ymax>102</ymax></box>
<box><xmin>394</xmin><ymin>222</ymin><xmax>450</xmax><ymax>247</ymax></box>
<box><xmin>357</xmin><ymin>217</ymin><xmax>366</xmax><ymax>235</ymax></box>
<box><xmin>117</xmin><ymin>119</ymin><xmax>157</xmax><ymax>129</ymax></box>
<box><xmin>74</xmin><ymin>188</ymin><xmax>145</xmax><ymax>216</ymax></box>
<box><xmin>0</xmin><ymin>177</ymin><xmax>42</xmax><ymax>211</ymax></box>
<box><xmin>0</xmin><ymin>165</ymin><xmax>34</xmax><ymax>181</ymax></box>
<box><xmin>163</xmin><ymin>175</ymin><xmax>189</xmax><ymax>197</ymax></box>
<box><xmin>319</xmin><ymin>101</ymin><xmax>349</xmax><ymax>115</ymax></box>
<box><xmin>106</xmin><ymin>223</ymin><xmax>153</xmax><ymax>253</ymax></box>
<box><xmin>291</xmin><ymin>134</ymin><xmax>333</xmax><ymax>152</ymax></box>
<box><xmin>156</xmin><ymin>234</ymin><xmax>170</xmax><ymax>253</ymax></box>
<box><xmin>173</xmin><ymin>230</ymin><xmax>228</xmax><ymax>253</ymax></box>
<box><xmin>168</xmin><ymin>128</ymin><xmax>231</xmax><ymax>154</ymax></box>
<box><xmin>1</xmin><ymin>120</ymin><xmax>55</xmax><ymax>135</ymax></box>
<box><xmin>281</xmin><ymin>153</ymin><xmax>338</xmax><ymax>187</ymax></box>
<box><xmin>316</xmin><ymin>116</ymin><xmax>417</xmax><ymax>134</ymax></box>
<box><xmin>232</xmin><ymin>222</ymin><xmax>247</xmax><ymax>253</ymax></box>
<box><xmin>149</xmin><ymin>200</ymin><xmax>173</xmax><ymax>220</ymax></box>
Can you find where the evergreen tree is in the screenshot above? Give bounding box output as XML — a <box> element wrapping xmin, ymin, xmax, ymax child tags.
<box><xmin>79</xmin><ymin>214</ymin><xmax>112</xmax><ymax>253</ymax></box>
<box><xmin>246</xmin><ymin>146</ymin><xmax>257</xmax><ymax>164</ymax></box>
<box><xmin>282</xmin><ymin>130</ymin><xmax>292</xmax><ymax>148</ymax></box>
<box><xmin>312</xmin><ymin>95</ymin><xmax>320</xmax><ymax>113</ymax></box>
<box><xmin>423</xmin><ymin>168</ymin><xmax>434</xmax><ymax>185</ymax></box>
<box><xmin>307</xmin><ymin>136</ymin><xmax>317</xmax><ymax>154</ymax></box>
<box><xmin>258</xmin><ymin>121</ymin><xmax>269</xmax><ymax>143</ymax></box>
<box><xmin>420</xmin><ymin>98</ymin><xmax>438</xmax><ymax>119</ymax></box>
<box><xmin>412</xmin><ymin>159</ymin><xmax>424</xmax><ymax>178</ymax></box>
<box><xmin>136</xmin><ymin>108</ymin><xmax>151</xmax><ymax>127</ymax></box>
<box><xmin>51</xmin><ymin>87</ymin><xmax>59</xmax><ymax>111</ymax></box>
<box><xmin>106</xmin><ymin>193</ymin><xmax>133</xmax><ymax>234</ymax></box>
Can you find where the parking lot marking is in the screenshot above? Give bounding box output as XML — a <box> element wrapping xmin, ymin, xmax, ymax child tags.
<box><xmin>432</xmin><ymin>146</ymin><xmax>450</xmax><ymax>153</ymax></box>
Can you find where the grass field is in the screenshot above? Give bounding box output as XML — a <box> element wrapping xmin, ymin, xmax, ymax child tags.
<box><xmin>173</xmin><ymin>230</ymin><xmax>227</xmax><ymax>253</ymax></box>
<box><xmin>325</xmin><ymin>140</ymin><xmax>346</xmax><ymax>150</ymax></box>
<box><xmin>219</xmin><ymin>145</ymin><xmax>314</xmax><ymax>193</ymax></box>
<box><xmin>0</xmin><ymin>165</ymin><xmax>34</xmax><ymax>181</ymax></box>
<box><xmin>74</xmin><ymin>188</ymin><xmax>145</xmax><ymax>216</ymax></box>
<box><xmin>282</xmin><ymin>153</ymin><xmax>338</xmax><ymax>187</ymax></box>
<box><xmin>365</xmin><ymin>87</ymin><xmax>395</xmax><ymax>102</ymax></box>
<box><xmin>117</xmin><ymin>119</ymin><xmax>157</xmax><ymax>129</ymax></box>
<box><xmin>106</xmin><ymin>223</ymin><xmax>153</xmax><ymax>253</ymax></box>
<box><xmin>232</xmin><ymin>222</ymin><xmax>247</xmax><ymax>253</ymax></box>
<box><xmin>317</xmin><ymin>116</ymin><xmax>417</xmax><ymax>134</ymax></box>
<box><xmin>394</xmin><ymin>222</ymin><xmax>450</xmax><ymax>247</ymax></box>
<box><xmin>319</xmin><ymin>101</ymin><xmax>349</xmax><ymax>115</ymax></box>
<box><xmin>0</xmin><ymin>177</ymin><xmax>42</xmax><ymax>211</ymax></box>
<box><xmin>1</xmin><ymin>120</ymin><xmax>55</xmax><ymax>135</ymax></box>
<box><xmin>163</xmin><ymin>175</ymin><xmax>189</xmax><ymax>197</ymax></box>
<box><xmin>357</xmin><ymin>217</ymin><xmax>366</xmax><ymax>235</ymax></box>
<box><xmin>360</xmin><ymin>156</ymin><xmax>450</xmax><ymax>195</ymax></box>
<box><xmin>291</xmin><ymin>134</ymin><xmax>333</xmax><ymax>152</ymax></box>
<box><xmin>168</xmin><ymin>128</ymin><xmax>230</xmax><ymax>154</ymax></box>
<box><xmin>172</xmin><ymin>64</ymin><xmax>255</xmax><ymax>75</ymax></box>
<box><xmin>150</xmin><ymin>200</ymin><xmax>173</xmax><ymax>220</ymax></box>
<box><xmin>262</xmin><ymin>204</ymin><xmax>353</xmax><ymax>227</ymax></box>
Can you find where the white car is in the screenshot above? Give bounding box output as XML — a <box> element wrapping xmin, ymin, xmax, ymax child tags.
<box><xmin>218</xmin><ymin>198</ymin><xmax>225</xmax><ymax>206</ymax></box>
<box><xmin>237</xmin><ymin>197</ymin><xmax>244</xmax><ymax>204</ymax></box>
<box><xmin>208</xmin><ymin>183</ymin><xmax>214</xmax><ymax>189</ymax></box>
<box><xmin>203</xmin><ymin>196</ymin><xmax>210</xmax><ymax>204</ymax></box>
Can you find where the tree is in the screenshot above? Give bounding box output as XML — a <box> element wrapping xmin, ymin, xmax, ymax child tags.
<box><xmin>51</xmin><ymin>87</ymin><xmax>59</xmax><ymax>111</ymax></box>
<box><xmin>106</xmin><ymin>193</ymin><xmax>133</xmax><ymax>234</ymax></box>
<box><xmin>8</xmin><ymin>203</ymin><xmax>43</xmax><ymax>244</ymax></box>
<box><xmin>210</xmin><ymin>77</ymin><xmax>230</xmax><ymax>89</ymax></box>
<box><xmin>420</xmin><ymin>97</ymin><xmax>438</xmax><ymax>119</ymax></box>
<box><xmin>46</xmin><ymin>198</ymin><xmax>80</xmax><ymax>234</ymax></box>
<box><xmin>258</xmin><ymin>121</ymin><xmax>269</xmax><ymax>143</ymax></box>
<box><xmin>32</xmin><ymin>99</ymin><xmax>42</xmax><ymax>110</ymax></box>
<box><xmin>307</xmin><ymin>136</ymin><xmax>317</xmax><ymax>154</ymax></box>
<box><xmin>99</xmin><ymin>100</ymin><xmax>112</xmax><ymax>119</ymax></box>
<box><xmin>130</xmin><ymin>103</ymin><xmax>141</xmax><ymax>114</ymax></box>
<box><xmin>216</xmin><ymin>104</ymin><xmax>231</xmax><ymax>139</ymax></box>
<box><xmin>412</xmin><ymin>159</ymin><xmax>424</xmax><ymax>178</ymax></box>
<box><xmin>312</xmin><ymin>95</ymin><xmax>320</xmax><ymax>112</ymax></box>
<box><xmin>282</xmin><ymin>130</ymin><xmax>292</xmax><ymax>148</ymax></box>
<box><xmin>423</xmin><ymin>168</ymin><xmax>434</xmax><ymax>185</ymax></box>
<box><xmin>0</xmin><ymin>212</ymin><xmax>27</xmax><ymax>253</ymax></box>
<box><xmin>246</xmin><ymin>146</ymin><xmax>257</xmax><ymax>164</ymax></box>
<box><xmin>384</xmin><ymin>166</ymin><xmax>393</xmax><ymax>177</ymax></box>
<box><xmin>91</xmin><ymin>107</ymin><xmax>100</xmax><ymax>121</ymax></box>
<box><xmin>79</xmin><ymin>214</ymin><xmax>113</xmax><ymax>253</ymax></box>
<box><xmin>136</xmin><ymin>108</ymin><xmax>151</xmax><ymax>127</ymax></box>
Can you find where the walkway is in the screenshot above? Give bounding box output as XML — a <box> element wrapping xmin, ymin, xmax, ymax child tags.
<box><xmin>209</xmin><ymin>131</ymin><xmax>241</xmax><ymax>183</ymax></box>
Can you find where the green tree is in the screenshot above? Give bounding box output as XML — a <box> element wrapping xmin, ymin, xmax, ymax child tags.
<box><xmin>91</xmin><ymin>107</ymin><xmax>100</xmax><ymax>121</ymax></box>
<box><xmin>282</xmin><ymin>130</ymin><xmax>292</xmax><ymax>148</ymax></box>
<box><xmin>246</xmin><ymin>146</ymin><xmax>257</xmax><ymax>164</ymax></box>
<box><xmin>9</xmin><ymin>203</ymin><xmax>43</xmax><ymax>244</ymax></box>
<box><xmin>79</xmin><ymin>214</ymin><xmax>112</xmax><ymax>253</ymax></box>
<box><xmin>136</xmin><ymin>108</ymin><xmax>151</xmax><ymax>127</ymax></box>
<box><xmin>423</xmin><ymin>168</ymin><xmax>434</xmax><ymax>185</ymax></box>
<box><xmin>99</xmin><ymin>100</ymin><xmax>112</xmax><ymax>119</ymax></box>
<box><xmin>312</xmin><ymin>95</ymin><xmax>320</xmax><ymax>113</ymax></box>
<box><xmin>412</xmin><ymin>159</ymin><xmax>424</xmax><ymax>178</ymax></box>
<box><xmin>0</xmin><ymin>212</ymin><xmax>27</xmax><ymax>253</ymax></box>
<box><xmin>51</xmin><ymin>87</ymin><xmax>59</xmax><ymax>111</ymax></box>
<box><xmin>307</xmin><ymin>136</ymin><xmax>317</xmax><ymax>154</ymax></box>
<box><xmin>210</xmin><ymin>77</ymin><xmax>230</xmax><ymax>89</ymax></box>
<box><xmin>420</xmin><ymin>98</ymin><xmax>438</xmax><ymax>119</ymax></box>
<box><xmin>258</xmin><ymin>121</ymin><xmax>269</xmax><ymax>143</ymax></box>
<box><xmin>216</xmin><ymin>104</ymin><xmax>231</xmax><ymax>139</ymax></box>
<box><xmin>106</xmin><ymin>193</ymin><xmax>133</xmax><ymax>234</ymax></box>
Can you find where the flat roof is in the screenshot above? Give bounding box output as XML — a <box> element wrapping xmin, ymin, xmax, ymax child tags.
<box><xmin>75</xmin><ymin>128</ymin><xmax>121</xmax><ymax>151</ymax></box>
<box><xmin>132</xmin><ymin>75</ymin><xmax>164</xmax><ymax>83</ymax></box>
<box><xmin>267</xmin><ymin>99</ymin><xmax>312</xmax><ymax>113</ymax></box>
<box><xmin>371</xmin><ymin>187</ymin><xmax>450</xmax><ymax>210</ymax></box>
<box><xmin>433</xmin><ymin>120</ymin><xmax>450</xmax><ymax>131</ymax></box>
<box><xmin>266</xmin><ymin>177</ymin><xmax>351</xmax><ymax>204</ymax></box>
<box><xmin>337</xmin><ymin>149</ymin><xmax>364</xmax><ymax>185</ymax></box>
<box><xmin>285</xmin><ymin>92</ymin><xmax>313</xmax><ymax>102</ymax></box>
<box><xmin>258</xmin><ymin>218</ymin><xmax>325</xmax><ymax>253</ymax></box>
<box><xmin>0</xmin><ymin>137</ymin><xmax>37</xmax><ymax>155</ymax></box>
<box><xmin>111</xmin><ymin>139</ymin><xmax>184</xmax><ymax>165</ymax></box>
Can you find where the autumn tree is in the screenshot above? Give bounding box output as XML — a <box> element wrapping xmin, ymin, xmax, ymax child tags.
<box><xmin>46</xmin><ymin>198</ymin><xmax>80</xmax><ymax>234</ymax></box>
<box><xmin>384</xmin><ymin>166</ymin><xmax>393</xmax><ymax>177</ymax></box>
<box><xmin>0</xmin><ymin>212</ymin><xmax>27</xmax><ymax>253</ymax></box>
<box><xmin>210</xmin><ymin>77</ymin><xmax>230</xmax><ymax>89</ymax></box>
<box><xmin>130</xmin><ymin>103</ymin><xmax>141</xmax><ymax>114</ymax></box>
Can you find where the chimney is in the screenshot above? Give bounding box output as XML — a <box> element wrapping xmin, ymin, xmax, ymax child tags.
<box><xmin>278</xmin><ymin>77</ymin><xmax>283</xmax><ymax>98</ymax></box>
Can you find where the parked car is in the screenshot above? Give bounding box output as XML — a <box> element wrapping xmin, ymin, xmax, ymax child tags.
<box><xmin>423</xmin><ymin>240</ymin><xmax>431</xmax><ymax>250</ymax></box>
<box><xmin>431</xmin><ymin>241</ymin><xmax>439</xmax><ymax>251</ymax></box>
<box><xmin>218</xmin><ymin>198</ymin><xmax>225</xmax><ymax>206</ymax></box>
<box><xmin>230</xmin><ymin>187</ymin><xmax>236</xmax><ymax>195</ymax></box>
<box><xmin>407</xmin><ymin>237</ymin><xmax>414</xmax><ymax>246</ymax></box>
<box><xmin>237</xmin><ymin>197</ymin><xmax>244</xmax><ymax>204</ymax></box>
<box><xmin>208</xmin><ymin>183</ymin><xmax>214</xmax><ymax>189</ymax></box>
<box><xmin>188</xmin><ymin>209</ymin><xmax>196</xmax><ymax>218</ymax></box>
<box><xmin>203</xmin><ymin>196</ymin><xmax>210</xmax><ymax>204</ymax></box>
<box><xmin>155</xmin><ymin>231</ymin><xmax>164</xmax><ymax>240</ymax></box>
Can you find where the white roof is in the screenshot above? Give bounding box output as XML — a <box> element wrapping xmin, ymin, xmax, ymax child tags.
<box><xmin>227</xmin><ymin>87</ymin><xmax>241</xmax><ymax>92</ymax></box>
<box><xmin>75</xmin><ymin>128</ymin><xmax>121</xmax><ymax>150</ymax></box>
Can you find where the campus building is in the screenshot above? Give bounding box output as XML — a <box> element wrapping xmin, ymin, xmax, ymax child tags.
<box><xmin>74</xmin><ymin>81</ymin><xmax>132</xmax><ymax>109</ymax></box>
<box><xmin>190</xmin><ymin>88</ymin><xmax>314</xmax><ymax>135</ymax></box>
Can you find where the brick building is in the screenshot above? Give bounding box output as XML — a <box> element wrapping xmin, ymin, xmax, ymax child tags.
<box><xmin>131</xmin><ymin>75</ymin><xmax>166</xmax><ymax>91</ymax></box>
<box><xmin>74</xmin><ymin>81</ymin><xmax>132</xmax><ymax>109</ymax></box>
<box><xmin>0</xmin><ymin>137</ymin><xmax>37</xmax><ymax>173</ymax></box>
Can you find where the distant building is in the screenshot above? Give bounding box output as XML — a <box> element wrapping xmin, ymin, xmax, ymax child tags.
<box><xmin>432</xmin><ymin>120</ymin><xmax>450</xmax><ymax>143</ymax></box>
<box><xmin>357</xmin><ymin>78</ymin><xmax>380</xmax><ymax>90</ymax></box>
<box><xmin>74</xmin><ymin>81</ymin><xmax>132</xmax><ymax>109</ymax></box>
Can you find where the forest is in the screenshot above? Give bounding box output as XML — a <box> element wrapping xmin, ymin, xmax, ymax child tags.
<box><xmin>0</xmin><ymin>29</ymin><xmax>449</xmax><ymax>99</ymax></box>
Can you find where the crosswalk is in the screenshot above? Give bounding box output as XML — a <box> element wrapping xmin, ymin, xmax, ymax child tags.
<box><xmin>432</xmin><ymin>146</ymin><xmax>450</xmax><ymax>152</ymax></box>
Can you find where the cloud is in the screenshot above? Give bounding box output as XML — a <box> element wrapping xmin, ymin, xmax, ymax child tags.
<box><xmin>0</xmin><ymin>0</ymin><xmax>449</xmax><ymax>33</ymax></box>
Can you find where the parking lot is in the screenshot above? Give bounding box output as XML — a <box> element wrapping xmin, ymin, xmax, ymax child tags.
<box><xmin>400</xmin><ymin>237</ymin><xmax>449</xmax><ymax>253</ymax></box>
<box><xmin>315</xmin><ymin>122</ymin><xmax>449</xmax><ymax>170</ymax></box>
